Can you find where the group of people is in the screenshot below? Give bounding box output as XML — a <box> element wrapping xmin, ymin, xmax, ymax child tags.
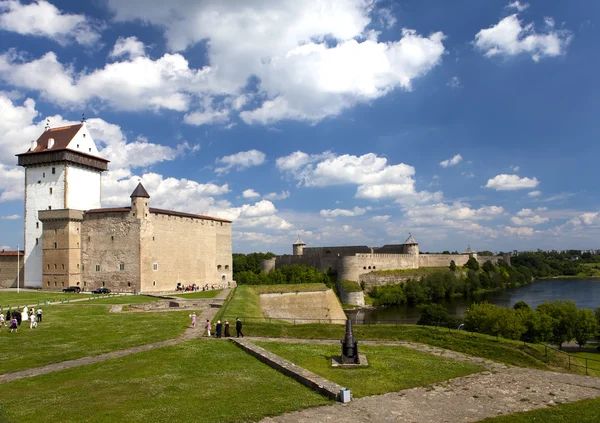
<box><xmin>1</xmin><ymin>306</ymin><xmax>43</xmax><ymax>333</ymax></box>
<box><xmin>190</xmin><ymin>314</ymin><xmax>244</xmax><ymax>338</ymax></box>
<box><xmin>177</xmin><ymin>283</ymin><xmax>216</xmax><ymax>292</ymax></box>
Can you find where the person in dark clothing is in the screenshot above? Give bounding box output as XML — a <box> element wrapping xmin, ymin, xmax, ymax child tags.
<box><xmin>215</xmin><ymin>320</ymin><xmax>223</xmax><ymax>338</ymax></box>
<box><xmin>236</xmin><ymin>318</ymin><xmax>244</xmax><ymax>338</ymax></box>
<box><xmin>224</xmin><ymin>321</ymin><xmax>231</xmax><ymax>337</ymax></box>
<box><xmin>12</xmin><ymin>310</ymin><xmax>21</xmax><ymax>326</ymax></box>
<box><xmin>6</xmin><ymin>310</ymin><xmax>10</xmax><ymax>323</ymax></box>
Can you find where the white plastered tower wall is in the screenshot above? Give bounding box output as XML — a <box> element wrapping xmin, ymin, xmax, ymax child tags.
<box><xmin>20</xmin><ymin>122</ymin><xmax>105</xmax><ymax>288</ymax></box>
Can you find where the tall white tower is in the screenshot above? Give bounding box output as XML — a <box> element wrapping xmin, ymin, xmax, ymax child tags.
<box><xmin>17</xmin><ymin>122</ymin><xmax>108</xmax><ymax>287</ymax></box>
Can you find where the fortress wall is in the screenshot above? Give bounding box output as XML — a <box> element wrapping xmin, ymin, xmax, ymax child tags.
<box><xmin>261</xmin><ymin>258</ymin><xmax>276</xmax><ymax>273</ymax></box>
<box><xmin>0</xmin><ymin>255</ymin><xmax>24</xmax><ymax>288</ymax></box>
<box><xmin>339</xmin><ymin>289</ymin><xmax>365</xmax><ymax>307</ymax></box>
<box><xmin>259</xmin><ymin>289</ymin><xmax>346</xmax><ymax>323</ymax></box>
<box><xmin>273</xmin><ymin>255</ymin><xmax>340</xmax><ymax>274</ymax></box>
<box><xmin>476</xmin><ymin>255</ymin><xmax>506</xmax><ymax>266</ymax></box>
<box><xmin>353</xmin><ymin>254</ymin><xmax>419</xmax><ymax>273</ymax></box>
<box><xmin>418</xmin><ymin>254</ymin><xmax>470</xmax><ymax>268</ymax></box>
<box><xmin>337</xmin><ymin>256</ymin><xmax>361</xmax><ymax>282</ymax></box>
<box><xmin>359</xmin><ymin>272</ymin><xmax>413</xmax><ymax>290</ymax></box>
<box><xmin>302</xmin><ymin>246</ymin><xmax>370</xmax><ymax>257</ymax></box>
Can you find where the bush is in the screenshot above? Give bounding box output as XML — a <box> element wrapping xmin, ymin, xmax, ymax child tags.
<box><xmin>465</xmin><ymin>257</ymin><xmax>480</xmax><ymax>271</ymax></box>
<box><xmin>449</xmin><ymin>260</ymin><xmax>457</xmax><ymax>271</ymax></box>
<box><xmin>418</xmin><ymin>304</ymin><xmax>459</xmax><ymax>329</ymax></box>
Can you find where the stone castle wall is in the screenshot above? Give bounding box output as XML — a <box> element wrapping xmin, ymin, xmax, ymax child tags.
<box><xmin>0</xmin><ymin>255</ymin><xmax>24</xmax><ymax>288</ymax></box>
<box><xmin>81</xmin><ymin>212</ymin><xmax>141</xmax><ymax>292</ymax></box>
<box><xmin>259</xmin><ymin>289</ymin><xmax>346</xmax><ymax>323</ymax></box>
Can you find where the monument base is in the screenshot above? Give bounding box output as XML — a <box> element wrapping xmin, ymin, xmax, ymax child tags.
<box><xmin>331</xmin><ymin>354</ymin><xmax>369</xmax><ymax>367</ymax></box>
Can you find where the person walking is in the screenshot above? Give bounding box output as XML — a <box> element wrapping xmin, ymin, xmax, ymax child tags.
<box><xmin>0</xmin><ymin>313</ymin><xmax>5</xmax><ymax>329</ymax></box>
<box><xmin>9</xmin><ymin>317</ymin><xmax>18</xmax><ymax>332</ymax></box>
<box><xmin>37</xmin><ymin>308</ymin><xmax>42</xmax><ymax>323</ymax></box>
<box><xmin>190</xmin><ymin>312</ymin><xmax>197</xmax><ymax>327</ymax></box>
<box><xmin>216</xmin><ymin>320</ymin><xmax>223</xmax><ymax>338</ymax></box>
<box><xmin>224</xmin><ymin>320</ymin><xmax>230</xmax><ymax>337</ymax></box>
<box><xmin>236</xmin><ymin>318</ymin><xmax>244</xmax><ymax>338</ymax></box>
<box><xmin>29</xmin><ymin>312</ymin><xmax>37</xmax><ymax>329</ymax></box>
<box><xmin>205</xmin><ymin>319</ymin><xmax>212</xmax><ymax>337</ymax></box>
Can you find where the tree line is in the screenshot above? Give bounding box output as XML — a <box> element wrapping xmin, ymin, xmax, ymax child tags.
<box><xmin>368</xmin><ymin>258</ymin><xmax>534</xmax><ymax>307</ymax></box>
<box><xmin>419</xmin><ymin>301</ymin><xmax>600</xmax><ymax>349</ymax></box>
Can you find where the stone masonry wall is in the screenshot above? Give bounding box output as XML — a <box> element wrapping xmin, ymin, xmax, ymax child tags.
<box><xmin>140</xmin><ymin>212</ymin><xmax>232</xmax><ymax>293</ymax></box>
<box><xmin>81</xmin><ymin>212</ymin><xmax>141</xmax><ymax>292</ymax></box>
<box><xmin>0</xmin><ymin>256</ymin><xmax>24</xmax><ymax>288</ymax></box>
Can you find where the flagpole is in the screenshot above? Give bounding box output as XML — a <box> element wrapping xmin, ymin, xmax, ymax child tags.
<box><xmin>17</xmin><ymin>244</ymin><xmax>20</xmax><ymax>294</ymax></box>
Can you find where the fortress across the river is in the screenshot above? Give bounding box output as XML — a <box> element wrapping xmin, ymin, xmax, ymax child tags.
<box><xmin>262</xmin><ymin>234</ymin><xmax>510</xmax><ymax>285</ymax></box>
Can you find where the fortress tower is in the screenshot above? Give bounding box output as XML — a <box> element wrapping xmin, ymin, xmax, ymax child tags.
<box><xmin>17</xmin><ymin>122</ymin><xmax>109</xmax><ymax>287</ymax></box>
<box><xmin>293</xmin><ymin>235</ymin><xmax>306</xmax><ymax>256</ymax></box>
<box><xmin>403</xmin><ymin>233</ymin><xmax>419</xmax><ymax>255</ymax></box>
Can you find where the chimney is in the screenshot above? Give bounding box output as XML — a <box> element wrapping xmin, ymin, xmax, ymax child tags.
<box><xmin>48</xmin><ymin>138</ymin><xmax>55</xmax><ymax>149</ymax></box>
<box><xmin>30</xmin><ymin>140</ymin><xmax>36</xmax><ymax>151</ymax></box>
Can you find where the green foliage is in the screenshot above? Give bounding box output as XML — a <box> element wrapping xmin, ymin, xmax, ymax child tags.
<box><xmin>574</xmin><ymin>308</ymin><xmax>599</xmax><ymax>347</ymax></box>
<box><xmin>236</xmin><ymin>264</ymin><xmax>333</xmax><ymax>289</ymax></box>
<box><xmin>464</xmin><ymin>302</ymin><xmax>525</xmax><ymax>340</ymax></box>
<box><xmin>464</xmin><ymin>257</ymin><xmax>480</xmax><ymax>271</ymax></box>
<box><xmin>478</xmin><ymin>250</ymin><xmax>495</xmax><ymax>256</ymax></box>
<box><xmin>596</xmin><ymin>307</ymin><xmax>600</xmax><ymax>338</ymax></box>
<box><xmin>449</xmin><ymin>260</ymin><xmax>457</xmax><ymax>271</ymax></box>
<box><xmin>536</xmin><ymin>300</ymin><xmax>579</xmax><ymax>348</ymax></box>
<box><xmin>232</xmin><ymin>252</ymin><xmax>275</xmax><ymax>279</ymax></box>
<box><xmin>369</xmin><ymin>284</ymin><xmax>406</xmax><ymax>307</ymax></box>
<box><xmin>417</xmin><ymin>304</ymin><xmax>459</xmax><ymax>329</ymax></box>
<box><xmin>340</xmin><ymin>279</ymin><xmax>362</xmax><ymax>292</ymax></box>
<box><xmin>513</xmin><ymin>300</ymin><xmax>532</xmax><ymax>311</ymax></box>
<box><xmin>510</xmin><ymin>250</ymin><xmax>600</xmax><ymax>278</ymax></box>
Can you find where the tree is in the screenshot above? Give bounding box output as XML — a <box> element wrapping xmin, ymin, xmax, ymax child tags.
<box><xmin>404</xmin><ymin>279</ymin><xmax>427</xmax><ymax>305</ymax></box>
<box><xmin>574</xmin><ymin>309</ymin><xmax>599</xmax><ymax>347</ymax></box>
<box><xmin>537</xmin><ymin>300</ymin><xmax>579</xmax><ymax>349</ymax></box>
<box><xmin>479</xmin><ymin>250</ymin><xmax>494</xmax><ymax>256</ymax></box>
<box><xmin>464</xmin><ymin>303</ymin><xmax>525</xmax><ymax>340</ymax></box>
<box><xmin>449</xmin><ymin>260</ymin><xmax>457</xmax><ymax>271</ymax></box>
<box><xmin>596</xmin><ymin>307</ymin><xmax>600</xmax><ymax>339</ymax></box>
<box><xmin>513</xmin><ymin>301</ymin><xmax>531</xmax><ymax>311</ymax></box>
<box><xmin>465</xmin><ymin>257</ymin><xmax>480</xmax><ymax>271</ymax></box>
<box><xmin>418</xmin><ymin>304</ymin><xmax>457</xmax><ymax>328</ymax></box>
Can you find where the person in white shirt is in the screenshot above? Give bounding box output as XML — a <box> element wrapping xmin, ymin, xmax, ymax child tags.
<box><xmin>29</xmin><ymin>313</ymin><xmax>37</xmax><ymax>329</ymax></box>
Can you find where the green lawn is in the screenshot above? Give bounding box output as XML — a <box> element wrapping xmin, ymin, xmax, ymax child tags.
<box><xmin>172</xmin><ymin>289</ymin><xmax>222</xmax><ymax>299</ymax></box>
<box><xmin>0</xmin><ymin>304</ymin><xmax>194</xmax><ymax>374</ymax></box>
<box><xmin>0</xmin><ymin>340</ymin><xmax>331</xmax><ymax>423</ymax></box>
<box><xmin>239</xmin><ymin>323</ymin><xmax>574</xmax><ymax>372</ymax></box>
<box><xmin>480</xmin><ymin>397</ymin><xmax>600</xmax><ymax>422</ymax></box>
<box><xmin>257</xmin><ymin>342</ymin><xmax>484</xmax><ymax>397</ymax></box>
<box><xmin>569</xmin><ymin>350</ymin><xmax>600</xmax><ymax>376</ymax></box>
<box><xmin>0</xmin><ymin>291</ymin><xmax>80</xmax><ymax>307</ymax></box>
<box><xmin>222</xmin><ymin>285</ymin><xmax>264</xmax><ymax>319</ymax></box>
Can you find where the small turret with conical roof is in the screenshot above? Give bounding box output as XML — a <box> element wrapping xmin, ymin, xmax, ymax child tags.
<box><xmin>403</xmin><ymin>232</ymin><xmax>419</xmax><ymax>255</ymax></box>
<box><xmin>130</xmin><ymin>182</ymin><xmax>150</xmax><ymax>219</ymax></box>
<box><xmin>464</xmin><ymin>245</ymin><xmax>477</xmax><ymax>258</ymax></box>
<box><xmin>293</xmin><ymin>234</ymin><xmax>306</xmax><ymax>256</ymax></box>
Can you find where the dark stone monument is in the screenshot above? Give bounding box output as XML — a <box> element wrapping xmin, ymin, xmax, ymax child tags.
<box><xmin>340</xmin><ymin>319</ymin><xmax>359</xmax><ymax>364</ymax></box>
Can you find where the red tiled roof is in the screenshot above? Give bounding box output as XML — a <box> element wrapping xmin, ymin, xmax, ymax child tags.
<box><xmin>0</xmin><ymin>250</ymin><xmax>24</xmax><ymax>256</ymax></box>
<box><xmin>84</xmin><ymin>207</ymin><xmax>231</xmax><ymax>223</ymax></box>
<box><xmin>18</xmin><ymin>124</ymin><xmax>109</xmax><ymax>163</ymax></box>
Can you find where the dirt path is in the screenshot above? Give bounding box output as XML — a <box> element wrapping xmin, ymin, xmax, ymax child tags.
<box><xmin>0</xmin><ymin>289</ymin><xmax>230</xmax><ymax>384</ymax></box>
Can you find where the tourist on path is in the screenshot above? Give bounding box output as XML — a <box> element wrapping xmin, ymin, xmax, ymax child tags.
<box><xmin>224</xmin><ymin>320</ymin><xmax>230</xmax><ymax>337</ymax></box>
<box><xmin>236</xmin><ymin>318</ymin><xmax>244</xmax><ymax>338</ymax></box>
<box><xmin>190</xmin><ymin>312</ymin><xmax>197</xmax><ymax>327</ymax></box>
<box><xmin>216</xmin><ymin>320</ymin><xmax>223</xmax><ymax>338</ymax></box>
<box><xmin>0</xmin><ymin>313</ymin><xmax>5</xmax><ymax>328</ymax></box>
<box><xmin>9</xmin><ymin>317</ymin><xmax>18</xmax><ymax>332</ymax></box>
<box><xmin>29</xmin><ymin>313</ymin><xmax>37</xmax><ymax>329</ymax></box>
<box><xmin>205</xmin><ymin>319</ymin><xmax>212</xmax><ymax>337</ymax></box>
<box><xmin>37</xmin><ymin>308</ymin><xmax>42</xmax><ymax>323</ymax></box>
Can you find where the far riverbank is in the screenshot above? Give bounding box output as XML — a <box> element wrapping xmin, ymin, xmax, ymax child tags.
<box><xmin>347</xmin><ymin>278</ymin><xmax>600</xmax><ymax>325</ymax></box>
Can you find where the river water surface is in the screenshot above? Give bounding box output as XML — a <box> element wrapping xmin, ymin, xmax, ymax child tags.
<box><xmin>347</xmin><ymin>278</ymin><xmax>600</xmax><ymax>324</ymax></box>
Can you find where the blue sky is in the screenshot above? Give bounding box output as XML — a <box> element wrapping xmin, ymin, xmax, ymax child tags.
<box><xmin>0</xmin><ymin>0</ymin><xmax>598</xmax><ymax>254</ymax></box>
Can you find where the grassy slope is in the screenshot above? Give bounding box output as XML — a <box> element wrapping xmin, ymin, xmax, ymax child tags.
<box><xmin>569</xmin><ymin>350</ymin><xmax>600</xmax><ymax>376</ymax></box>
<box><xmin>222</xmin><ymin>285</ymin><xmax>264</xmax><ymax>319</ymax></box>
<box><xmin>0</xmin><ymin>304</ymin><xmax>193</xmax><ymax>374</ymax></box>
<box><xmin>481</xmin><ymin>397</ymin><xmax>600</xmax><ymax>422</ymax></box>
<box><xmin>242</xmin><ymin>323</ymin><xmax>574</xmax><ymax>372</ymax></box>
<box><xmin>171</xmin><ymin>289</ymin><xmax>222</xmax><ymax>299</ymax></box>
<box><xmin>257</xmin><ymin>342</ymin><xmax>483</xmax><ymax>397</ymax></box>
<box><xmin>252</xmin><ymin>283</ymin><xmax>329</xmax><ymax>293</ymax></box>
<box><xmin>0</xmin><ymin>340</ymin><xmax>330</xmax><ymax>423</ymax></box>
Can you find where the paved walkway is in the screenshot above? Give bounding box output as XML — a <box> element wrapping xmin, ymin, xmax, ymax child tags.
<box><xmin>0</xmin><ymin>289</ymin><xmax>230</xmax><ymax>384</ymax></box>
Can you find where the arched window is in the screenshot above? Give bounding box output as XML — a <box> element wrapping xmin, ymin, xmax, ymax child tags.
<box><xmin>363</xmin><ymin>266</ymin><xmax>367</xmax><ymax>270</ymax></box>
<box><xmin>325</xmin><ymin>250</ymin><xmax>332</xmax><ymax>255</ymax></box>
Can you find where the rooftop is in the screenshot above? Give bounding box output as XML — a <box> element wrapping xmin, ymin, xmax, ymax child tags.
<box><xmin>0</xmin><ymin>250</ymin><xmax>24</xmax><ymax>256</ymax></box>
<box><xmin>130</xmin><ymin>183</ymin><xmax>150</xmax><ymax>198</ymax></box>
<box><xmin>403</xmin><ymin>233</ymin><xmax>418</xmax><ymax>245</ymax></box>
<box><xmin>85</xmin><ymin>206</ymin><xmax>232</xmax><ymax>223</ymax></box>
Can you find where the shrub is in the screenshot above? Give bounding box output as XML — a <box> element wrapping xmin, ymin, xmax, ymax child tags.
<box><xmin>340</xmin><ymin>280</ymin><xmax>362</xmax><ymax>292</ymax></box>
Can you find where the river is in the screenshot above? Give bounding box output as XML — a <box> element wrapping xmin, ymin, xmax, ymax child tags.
<box><xmin>347</xmin><ymin>278</ymin><xmax>600</xmax><ymax>325</ymax></box>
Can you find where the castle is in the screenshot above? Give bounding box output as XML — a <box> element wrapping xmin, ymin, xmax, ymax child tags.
<box><xmin>262</xmin><ymin>235</ymin><xmax>509</xmax><ymax>304</ymax></box>
<box><xmin>3</xmin><ymin>122</ymin><xmax>233</xmax><ymax>292</ymax></box>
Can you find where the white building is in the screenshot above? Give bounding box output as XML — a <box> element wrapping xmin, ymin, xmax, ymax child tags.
<box><xmin>17</xmin><ymin>122</ymin><xmax>108</xmax><ymax>287</ymax></box>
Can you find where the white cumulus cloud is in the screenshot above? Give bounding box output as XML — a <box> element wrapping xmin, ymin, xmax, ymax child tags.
<box><xmin>506</xmin><ymin>1</ymin><xmax>529</xmax><ymax>12</ymax></box>
<box><xmin>474</xmin><ymin>5</ymin><xmax>572</xmax><ymax>62</ymax></box>
<box><xmin>215</xmin><ymin>150</ymin><xmax>266</xmax><ymax>174</ymax></box>
<box><xmin>485</xmin><ymin>174</ymin><xmax>539</xmax><ymax>191</ymax></box>
<box><xmin>440</xmin><ymin>154</ymin><xmax>462</xmax><ymax>168</ymax></box>
<box><xmin>320</xmin><ymin>207</ymin><xmax>367</xmax><ymax>218</ymax></box>
<box><xmin>109</xmin><ymin>36</ymin><xmax>146</xmax><ymax>59</ymax></box>
<box><xmin>242</xmin><ymin>189</ymin><xmax>261</xmax><ymax>199</ymax></box>
<box><xmin>0</xmin><ymin>0</ymin><xmax>101</xmax><ymax>45</ymax></box>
